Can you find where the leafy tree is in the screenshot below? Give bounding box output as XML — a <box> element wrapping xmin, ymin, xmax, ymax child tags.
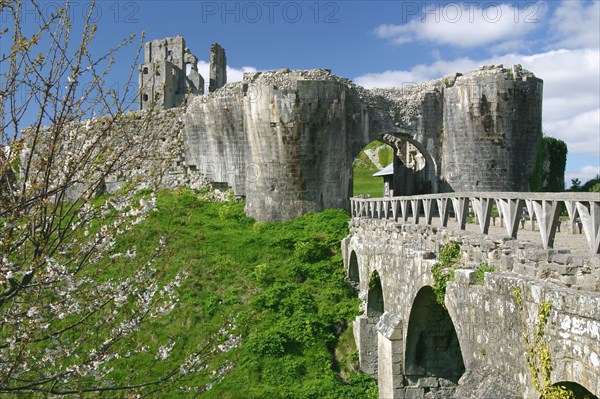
<box><xmin>529</xmin><ymin>136</ymin><xmax>567</xmax><ymax>192</ymax></box>
<box><xmin>581</xmin><ymin>174</ymin><xmax>600</xmax><ymax>192</ymax></box>
<box><xmin>0</xmin><ymin>1</ymin><xmax>206</xmax><ymax>395</ymax></box>
<box><xmin>568</xmin><ymin>175</ymin><xmax>600</xmax><ymax>192</ymax></box>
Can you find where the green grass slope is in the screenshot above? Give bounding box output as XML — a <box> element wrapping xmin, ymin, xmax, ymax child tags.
<box><xmin>353</xmin><ymin>141</ymin><xmax>393</xmax><ymax>197</ymax></box>
<box><xmin>54</xmin><ymin>189</ymin><xmax>377</xmax><ymax>398</ymax></box>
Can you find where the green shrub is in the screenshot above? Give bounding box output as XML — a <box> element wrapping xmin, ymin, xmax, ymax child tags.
<box><xmin>294</xmin><ymin>239</ymin><xmax>331</xmax><ymax>263</ymax></box>
<box><xmin>432</xmin><ymin>241</ymin><xmax>461</xmax><ymax>307</ymax></box>
<box><xmin>475</xmin><ymin>260</ymin><xmax>496</xmax><ymax>285</ymax></box>
<box><xmin>245</xmin><ymin>328</ymin><xmax>291</xmax><ymax>356</ymax></box>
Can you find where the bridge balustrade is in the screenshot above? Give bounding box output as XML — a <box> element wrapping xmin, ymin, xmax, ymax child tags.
<box><xmin>350</xmin><ymin>192</ymin><xmax>600</xmax><ymax>255</ymax></box>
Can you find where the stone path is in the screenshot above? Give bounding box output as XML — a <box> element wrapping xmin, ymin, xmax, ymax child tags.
<box><xmin>438</xmin><ymin>217</ymin><xmax>591</xmax><ymax>256</ymax></box>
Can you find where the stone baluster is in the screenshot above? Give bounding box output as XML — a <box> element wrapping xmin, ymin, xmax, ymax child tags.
<box><xmin>525</xmin><ymin>199</ymin><xmax>536</xmax><ymax>231</ymax></box>
<box><xmin>410</xmin><ymin>199</ymin><xmax>420</xmax><ymax>224</ymax></box>
<box><xmin>530</xmin><ymin>199</ymin><xmax>562</xmax><ymax>249</ymax></box>
<box><xmin>391</xmin><ymin>200</ymin><xmax>399</xmax><ymax>222</ymax></box>
<box><xmin>576</xmin><ymin>201</ymin><xmax>600</xmax><ymax>254</ymax></box>
<box><xmin>400</xmin><ymin>200</ymin><xmax>409</xmax><ymax>223</ymax></box>
<box><xmin>496</xmin><ymin>198</ymin><xmax>524</xmax><ymax>238</ymax></box>
<box><xmin>423</xmin><ymin>199</ymin><xmax>434</xmax><ymax>225</ymax></box>
<box><xmin>451</xmin><ymin>197</ymin><xmax>469</xmax><ymax>231</ymax></box>
<box><xmin>563</xmin><ymin>201</ymin><xmax>579</xmax><ymax>234</ymax></box>
<box><xmin>471</xmin><ymin>196</ymin><xmax>493</xmax><ymax>234</ymax></box>
<box><xmin>436</xmin><ymin>198</ymin><xmax>451</xmax><ymax>227</ymax></box>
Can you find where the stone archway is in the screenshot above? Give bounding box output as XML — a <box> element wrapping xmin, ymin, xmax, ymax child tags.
<box><xmin>354</xmin><ymin>270</ymin><xmax>385</xmax><ymax>377</ymax></box>
<box><xmin>348</xmin><ymin>251</ymin><xmax>360</xmax><ymax>288</ymax></box>
<box><xmin>367</xmin><ymin>270</ymin><xmax>384</xmax><ymax>317</ymax></box>
<box><xmin>381</xmin><ymin>132</ymin><xmax>439</xmax><ymax>196</ymax></box>
<box><xmin>351</xmin><ymin>139</ymin><xmax>396</xmax><ymax>198</ymax></box>
<box><xmin>543</xmin><ymin>382</ymin><xmax>599</xmax><ymax>399</ymax></box>
<box><xmin>404</xmin><ymin>286</ymin><xmax>465</xmax><ymax>394</ymax></box>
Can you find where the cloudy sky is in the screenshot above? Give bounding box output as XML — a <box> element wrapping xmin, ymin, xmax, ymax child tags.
<box><xmin>17</xmin><ymin>0</ymin><xmax>599</xmax><ymax>186</ymax></box>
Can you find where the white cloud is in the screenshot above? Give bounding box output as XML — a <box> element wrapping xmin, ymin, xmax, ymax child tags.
<box><xmin>374</xmin><ymin>2</ymin><xmax>544</xmax><ymax>48</ymax></box>
<box><xmin>227</xmin><ymin>65</ymin><xmax>258</xmax><ymax>82</ymax></box>
<box><xmin>565</xmin><ymin>165</ymin><xmax>600</xmax><ymax>186</ymax></box>
<box><xmin>354</xmin><ymin>57</ymin><xmax>481</xmax><ymax>88</ymax></box>
<box><xmin>545</xmin><ymin>109</ymin><xmax>600</xmax><ymax>156</ymax></box>
<box><xmin>549</xmin><ymin>0</ymin><xmax>600</xmax><ymax>49</ymax></box>
<box><xmin>517</xmin><ymin>49</ymin><xmax>600</xmax><ymax>158</ymax></box>
<box><xmin>196</xmin><ymin>60</ymin><xmax>258</xmax><ymax>91</ymax></box>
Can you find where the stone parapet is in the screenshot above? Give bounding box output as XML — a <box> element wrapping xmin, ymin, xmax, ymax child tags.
<box><xmin>351</xmin><ymin>192</ymin><xmax>600</xmax><ymax>255</ymax></box>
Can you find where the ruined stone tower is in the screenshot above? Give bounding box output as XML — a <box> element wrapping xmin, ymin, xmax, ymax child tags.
<box><xmin>209</xmin><ymin>43</ymin><xmax>227</xmax><ymax>92</ymax></box>
<box><xmin>138</xmin><ymin>35</ymin><xmax>204</xmax><ymax>110</ymax></box>
<box><xmin>134</xmin><ymin>35</ymin><xmax>543</xmax><ymax>222</ymax></box>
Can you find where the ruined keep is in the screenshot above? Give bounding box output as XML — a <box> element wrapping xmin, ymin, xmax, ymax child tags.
<box><xmin>133</xmin><ymin>36</ymin><xmax>543</xmax><ymax>222</ymax></box>
<box><xmin>139</xmin><ymin>36</ymin><xmax>203</xmax><ymax>110</ymax></box>
<box><xmin>139</xmin><ymin>36</ymin><xmax>228</xmax><ymax>110</ymax></box>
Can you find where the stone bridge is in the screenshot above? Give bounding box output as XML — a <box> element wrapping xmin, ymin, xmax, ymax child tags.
<box><xmin>342</xmin><ymin>192</ymin><xmax>600</xmax><ymax>399</ymax></box>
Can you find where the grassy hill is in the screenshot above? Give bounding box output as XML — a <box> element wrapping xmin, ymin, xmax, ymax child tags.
<box><xmin>38</xmin><ymin>188</ymin><xmax>377</xmax><ymax>398</ymax></box>
<box><xmin>353</xmin><ymin>141</ymin><xmax>393</xmax><ymax>198</ymax></box>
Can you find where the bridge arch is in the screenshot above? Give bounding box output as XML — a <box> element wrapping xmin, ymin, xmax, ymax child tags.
<box><xmin>541</xmin><ymin>382</ymin><xmax>598</xmax><ymax>399</ymax></box>
<box><xmin>347</xmin><ymin>250</ymin><xmax>360</xmax><ymax>288</ymax></box>
<box><xmin>404</xmin><ymin>286</ymin><xmax>465</xmax><ymax>386</ymax></box>
<box><xmin>366</xmin><ymin>270</ymin><xmax>384</xmax><ymax>317</ymax></box>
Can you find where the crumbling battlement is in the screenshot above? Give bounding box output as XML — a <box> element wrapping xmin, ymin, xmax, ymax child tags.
<box><xmin>179</xmin><ymin>64</ymin><xmax>542</xmax><ymax>221</ymax></box>
<box><xmin>209</xmin><ymin>43</ymin><xmax>227</xmax><ymax>92</ymax></box>
<box><xmin>139</xmin><ymin>36</ymin><xmax>228</xmax><ymax>110</ymax></box>
<box><xmin>132</xmin><ymin>36</ymin><xmax>544</xmax><ymax>222</ymax></box>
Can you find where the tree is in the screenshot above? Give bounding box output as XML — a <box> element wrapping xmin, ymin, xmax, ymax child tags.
<box><xmin>570</xmin><ymin>178</ymin><xmax>582</xmax><ymax>191</ymax></box>
<box><xmin>1</xmin><ymin>1</ymin><xmax>207</xmax><ymax>395</ymax></box>
<box><xmin>581</xmin><ymin>174</ymin><xmax>600</xmax><ymax>192</ymax></box>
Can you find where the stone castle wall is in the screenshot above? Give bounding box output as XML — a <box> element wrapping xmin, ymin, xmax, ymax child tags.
<box><xmin>25</xmin><ymin>37</ymin><xmax>546</xmax><ymax>222</ymax></box>
<box><xmin>441</xmin><ymin>66</ymin><xmax>543</xmax><ymax>191</ymax></box>
<box><xmin>177</xmin><ymin>65</ymin><xmax>543</xmax><ymax>221</ymax></box>
<box><xmin>48</xmin><ymin>35</ymin><xmax>544</xmax><ymax>222</ymax></box>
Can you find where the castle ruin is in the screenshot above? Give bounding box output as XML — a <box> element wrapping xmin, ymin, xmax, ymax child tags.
<box><xmin>134</xmin><ymin>36</ymin><xmax>544</xmax><ymax>222</ymax></box>
<box><xmin>139</xmin><ymin>36</ymin><xmax>227</xmax><ymax>110</ymax></box>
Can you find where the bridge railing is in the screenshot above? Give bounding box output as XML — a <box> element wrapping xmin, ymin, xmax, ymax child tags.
<box><xmin>350</xmin><ymin>192</ymin><xmax>600</xmax><ymax>255</ymax></box>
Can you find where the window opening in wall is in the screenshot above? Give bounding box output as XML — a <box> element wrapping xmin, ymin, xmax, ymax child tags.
<box><xmin>348</xmin><ymin>252</ymin><xmax>360</xmax><ymax>288</ymax></box>
<box><xmin>366</xmin><ymin>271</ymin><xmax>384</xmax><ymax>317</ymax></box>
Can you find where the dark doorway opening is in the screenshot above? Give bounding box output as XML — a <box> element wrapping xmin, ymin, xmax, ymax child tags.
<box><xmin>405</xmin><ymin>286</ymin><xmax>465</xmax><ymax>387</ymax></box>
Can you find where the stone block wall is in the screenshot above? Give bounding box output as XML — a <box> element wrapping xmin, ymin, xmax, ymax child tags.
<box><xmin>176</xmin><ymin>65</ymin><xmax>543</xmax><ymax>221</ymax></box>
<box><xmin>343</xmin><ymin>218</ymin><xmax>600</xmax><ymax>398</ymax></box>
<box><xmin>441</xmin><ymin>66</ymin><xmax>543</xmax><ymax>191</ymax></box>
<box><xmin>139</xmin><ymin>36</ymin><xmax>204</xmax><ymax>111</ymax></box>
<box><xmin>209</xmin><ymin>43</ymin><xmax>227</xmax><ymax>92</ymax></box>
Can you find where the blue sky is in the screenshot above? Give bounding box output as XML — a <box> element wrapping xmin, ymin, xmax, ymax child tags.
<box><xmin>8</xmin><ymin>0</ymin><xmax>600</xmax><ymax>185</ymax></box>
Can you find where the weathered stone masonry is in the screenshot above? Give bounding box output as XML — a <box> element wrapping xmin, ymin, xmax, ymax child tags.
<box><xmin>132</xmin><ymin>36</ymin><xmax>545</xmax><ymax>222</ymax></box>
<box><xmin>342</xmin><ymin>206</ymin><xmax>600</xmax><ymax>399</ymax></box>
<box><xmin>176</xmin><ymin>64</ymin><xmax>543</xmax><ymax>222</ymax></box>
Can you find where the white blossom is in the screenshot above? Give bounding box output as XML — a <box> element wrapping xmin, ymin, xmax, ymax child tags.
<box><xmin>155</xmin><ymin>341</ymin><xmax>175</xmax><ymax>360</ymax></box>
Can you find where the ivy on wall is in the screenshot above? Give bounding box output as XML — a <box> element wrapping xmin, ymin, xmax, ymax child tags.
<box><xmin>529</xmin><ymin>136</ymin><xmax>568</xmax><ymax>192</ymax></box>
